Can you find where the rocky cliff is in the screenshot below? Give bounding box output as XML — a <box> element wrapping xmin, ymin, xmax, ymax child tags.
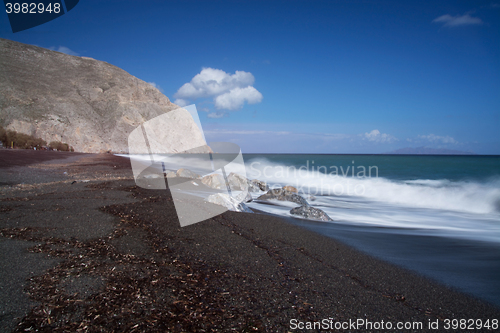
<box><xmin>0</xmin><ymin>38</ymin><xmax>208</xmax><ymax>153</ymax></box>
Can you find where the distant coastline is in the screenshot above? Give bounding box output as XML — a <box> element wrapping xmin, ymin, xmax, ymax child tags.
<box><xmin>384</xmin><ymin>146</ymin><xmax>476</xmax><ymax>155</ymax></box>
<box><xmin>242</xmin><ymin>152</ymin><xmax>495</xmax><ymax>156</ymax></box>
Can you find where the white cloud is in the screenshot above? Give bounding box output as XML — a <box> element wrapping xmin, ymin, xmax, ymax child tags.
<box><xmin>364</xmin><ymin>129</ymin><xmax>397</xmax><ymax>143</ymax></box>
<box><xmin>318</xmin><ymin>133</ymin><xmax>350</xmax><ymax>142</ymax></box>
<box><xmin>204</xmin><ymin>130</ymin><xmax>355</xmax><ymax>141</ymax></box>
<box><xmin>148</xmin><ymin>82</ymin><xmax>163</xmax><ymax>92</ymax></box>
<box><xmin>417</xmin><ymin>134</ymin><xmax>458</xmax><ymax>144</ymax></box>
<box><xmin>287</xmin><ymin>132</ymin><xmax>350</xmax><ymax>141</ymax></box>
<box><xmin>207</xmin><ymin>112</ymin><xmax>227</xmax><ymax>119</ymax></box>
<box><xmin>174</xmin><ymin>68</ymin><xmax>263</xmax><ymax>111</ymax></box>
<box><xmin>432</xmin><ymin>14</ymin><xmax>483</xmax><ymax>27</ymax></box>
<box><xmin>208</xmin><ymin>129</ymin><xmax>393</xmax><ymax>143</ymax></box>
<box><xmin>49</xmin><ymin>46</ymin><xmax>79</xmax><ymax>56</ymax></box>
<box><xmin>174</xmin><ymin>99</ymin><xmax>189</xmax><ymax>107</ymax></box>
<box><xmin>214</xmin><ymin>86</ymin><xmax>263</xmax><ymax>110</ymax></box>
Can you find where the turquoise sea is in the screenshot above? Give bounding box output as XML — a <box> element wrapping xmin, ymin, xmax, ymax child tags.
<box><xmin>242</xmin><ymin>154</ymin><xmax>500</xmax><ymax>306</ymax></box>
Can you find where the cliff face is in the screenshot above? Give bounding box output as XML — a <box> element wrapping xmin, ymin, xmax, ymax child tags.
<box><xmin>0</xmin><ymin>38</ymin><xmax>207</xmax><ymax>153</ymax></box>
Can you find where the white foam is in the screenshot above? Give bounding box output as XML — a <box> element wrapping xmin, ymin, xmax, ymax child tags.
<box><xmin>245</xmin><ymin>158</ymin><xmax>500</xmax><ymax>215</ymax></box>
<box><xmin>118</xmin><ymin>155</ymin><xmax>500</xmax><ymax>243</ymax></box>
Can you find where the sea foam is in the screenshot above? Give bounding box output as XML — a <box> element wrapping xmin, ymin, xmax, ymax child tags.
<box><xmin>245</xmin><ymin>158</ymin><xmax>500</xmax><ymax>215</ymax></box>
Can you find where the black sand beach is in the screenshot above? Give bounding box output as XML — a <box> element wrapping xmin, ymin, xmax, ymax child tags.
<box><xmin>1</xmin><ymin>150</ymin><xmax>499</xmax><ymax>332</ymax></box>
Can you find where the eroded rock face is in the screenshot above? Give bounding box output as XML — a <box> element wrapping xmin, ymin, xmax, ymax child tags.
<box><xmin>289</xmin><ymin>206</ymin><xmax>333</xmax><ymax>221</ymax></box>
<box><xmin>0</xmin><ymin>38</ymin><xmax>210</xmax><ymax>153</ymax></box>
<box><xmin>205</xmin><ymin>193</ymin><xmax>253</xmax><ymax>213</ymax></box>
<box><xmin>256</xmin><ymin>188</ymin><xmax>309</xmax><ymax>207</ymax></box>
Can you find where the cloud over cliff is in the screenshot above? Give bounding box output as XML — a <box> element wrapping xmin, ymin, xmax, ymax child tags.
<box><xmin>174</xmin><ymin>68</ymin><xmax>263</xmax><ymax>111</ymax></box>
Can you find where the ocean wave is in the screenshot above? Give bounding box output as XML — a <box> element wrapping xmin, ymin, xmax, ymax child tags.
<box><xmin>245</xmin><ymin>158</ymin><xmax>500</xmax><ymax>215</ymax></box>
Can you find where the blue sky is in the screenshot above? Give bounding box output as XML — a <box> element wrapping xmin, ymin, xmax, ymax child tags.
<box><xmin>1</xmin><ymin>0</ymin><xmax>499</xmax><ymax>153</ymax></box>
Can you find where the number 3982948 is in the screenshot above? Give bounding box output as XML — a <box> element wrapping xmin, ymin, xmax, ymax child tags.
<box><xmin>5</xmin><ymin>3</ymin><xmax>61</xmax><ymax>14</ymax></box>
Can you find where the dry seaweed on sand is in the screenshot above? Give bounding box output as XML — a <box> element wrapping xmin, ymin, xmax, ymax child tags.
<box><xmin>2</xmin><ymin>153</ymin><xmax>500</xmax><ymax>332</ymax></box>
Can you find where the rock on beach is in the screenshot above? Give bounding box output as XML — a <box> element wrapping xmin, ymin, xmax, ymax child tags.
<box><xmin>256</xmin><ymin>188</ymin><xmax>309</xmax><ymax>207</ymax></box>
<box><xmin>166</xmin><ymin>171</ymin><xmax>177</xmax><ymax>178</ymax></box>
<box><xmin>289</xmin><ymin>205</ymin><xmax>333</xmax><ymax>221</ymax></box>
<box><xmin>227</xmin><ymin>172</ymin><xmax>249</xmax><ymax>191</ymax></box>
<box><xmin>228</xmin><ymin>172</ymin><xmax>270</xmax><ymax>192</ymax></box>
<box><xmin>283</xmin><ymin>185</ymin><xmax>298</xmax><ymax>193</ymax></box>
<box><xmin>250</xmin><ymin>179</ymin><xmax>269</xmax><ymax>191</ymax></box>
<box><xmin>176</xmin><ymin>168</ymin><xmax>201</xmax><ymax>179</ymax></box>
<box><xmin>201</xmin><ymin>173</ymin><xmax>226</xmax><ymax>190</ymax></box>
<box><xmin>205</xmin><ymin>193</ymin><xmax>253</xmax><ymax>213</ymax></box>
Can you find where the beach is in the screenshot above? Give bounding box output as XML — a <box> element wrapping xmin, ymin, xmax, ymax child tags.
<box><xmin>1</xmin><ymin>150</ymin><xmax>499</xmax><ymax>332</ymax></box>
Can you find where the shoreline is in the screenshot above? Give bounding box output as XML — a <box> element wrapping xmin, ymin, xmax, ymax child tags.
<box><xmin>1</xmin><ymin>150</ymin><xmax>499</xmax><ymax>332</ymax></box>
<box><xmin>282</xmin><ymin>214</ymin><xmax>500</xmax><ymax>308</ymax></box>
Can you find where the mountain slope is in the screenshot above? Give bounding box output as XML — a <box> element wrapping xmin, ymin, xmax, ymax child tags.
<box><xmin>0</xmin><ymin>38</ymin><xmax>207</xmax><ymax>153</ymax></box>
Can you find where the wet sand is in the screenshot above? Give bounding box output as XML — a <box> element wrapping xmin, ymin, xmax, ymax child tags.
<box><xmin>0</xmin><ymin>150</ymin><xmax>499</xmax><ymax>332</ymax></box>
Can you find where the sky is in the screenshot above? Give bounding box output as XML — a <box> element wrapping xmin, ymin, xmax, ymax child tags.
<box><xmin>1</xmin><ymin>0</ymin><xmax>499</xmax><ymax>154</ymax></box>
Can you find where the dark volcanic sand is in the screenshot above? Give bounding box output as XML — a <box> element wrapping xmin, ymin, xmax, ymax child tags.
<box><xmin>0</xmin><ymin>150</ymin><xmax>499</xmax><ymax>332</ymax></box>
<box><xmin>0</xmin><ymin>150</ymin><xmax>86</xmax><ymax>169</ymax></box>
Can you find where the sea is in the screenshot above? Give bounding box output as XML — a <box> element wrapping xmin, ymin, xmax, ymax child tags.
<box><xmin>124</xmin><ymin>152</ymin><xmax>500</xmax><ymax>307</ymax></box>
<box><xmin>242</xmin><ymin>154</ymin><xmax>500</xmax><ymax>307</ymax></box>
